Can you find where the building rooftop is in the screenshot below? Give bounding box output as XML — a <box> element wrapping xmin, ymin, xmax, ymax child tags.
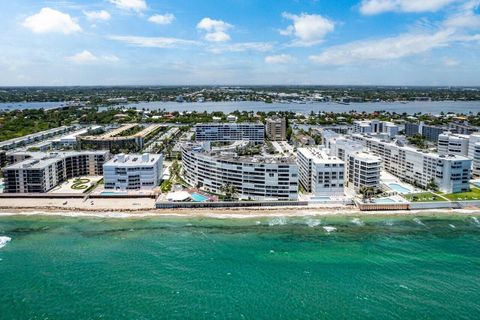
<box><xmin>195</xmin><ymin>122</ymin><xmax>263</xmax><ymax>127</ymax></box>
<box><xmin>80</xmin><ymin>124</ymin><xmax>164</xmax><ymax>141</ymax></box>
<box><xmin>4</xmin><ymin>150</ymin><xmax>109</xmax><ymax>170</ymax></box>
<box><xmin>104</xmin><ymin>153</ymin><xmax>162</xmax><ymax>167</ymax></box>
<box><xmin>54</xmin><ymin>126</ymin><xmax>103</xmax><ymax>142</ymax></box>
<box><xmin>439</xmin><ymin>132</ymin><xmax>470</xmax><ymax>140</ymax></box>
<box><xmin>349</xmin><ymin>151</ymin><xmax>382</xmax><ymax>163</ymax></box>
<box><xmin>0</xmin><ymin>125</ymin><xmax>76</xmax><ymax>148</ymax></box>
<box><xmin>298</xmin><ymin>147</ymin><xmax>343</xmax><ymax>164</ymax></box>
<box><xmin>352</xmin><ymin>133</ymin><xmax>471</xmax><ymax>161</ymax></box>
<box><xmin>183</xmin><ymin>143</ymin><xmax>296</xmax><ymax>165</ymax></box>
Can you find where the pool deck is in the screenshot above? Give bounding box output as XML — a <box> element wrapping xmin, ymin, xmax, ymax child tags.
<box><xmin>380</xmin><ymin>171</ymin><xmax>422</xmax><ymax>195</ymax></box>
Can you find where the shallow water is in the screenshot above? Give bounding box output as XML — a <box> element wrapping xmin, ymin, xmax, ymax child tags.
<box><xmin>0</xmin><ymin>214</ymin><xmax>479</xmax><ymax>319</ymax></box>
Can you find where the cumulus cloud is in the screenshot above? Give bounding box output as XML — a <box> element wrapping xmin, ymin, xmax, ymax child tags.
<box><xmin>109</xmin><ymin>0</ymin><xmax>147</xmax><ymax>12</ymax></box>
<box><xmin>265</xmin><ymin>54</ymin><xmax>295</xmax><ymax>64</ymax></box>
<box><xmin>309</xmin><ymin>30</ymin><xmax>456</xmax><ymax>65</ymax></box>
<box><xmin>204</xmin><ymin>31</ymin><xmax>230</xmax><ymax>42</ymax></box>
<box><xmin>23</xmin><ymin>7</ymin><xmax>82</xmax><ymax>34</ymax></box>
<box><xmin>148</xmin><ymin>13</ymin><xmax>175</xmax><ymax>25</ymax></box>
<box><xmin>197</xmin><ymin>17</ymin><xmax>233</xmax><ymax>42</ymax></box>
<box><xmin>359</xmin><ymin>0</ymin><xmax>458</xmax><ymax>15</ymax></box>
<box><xmin>110</xmin><ymin>35</ymin><xmax>199</xmax><ymax>48</ymax></box>
<box><xmin>66</xmin><ymin>50</ymin><xmax>119</xmax><ymax>64</ymax></box>
<box><xmin>280</xmin><ymin>12</ymin><xmax>334</xmax><ymax>46</ymax></box>
<box><xmin>84</xmin><ymin>10</ymin><xmax>111</xmax><ymax>22</ymax></box>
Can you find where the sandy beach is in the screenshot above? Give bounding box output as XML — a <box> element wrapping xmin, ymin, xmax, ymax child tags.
<box><xmin>1</xmin><ymin>197</ymin><xmax>480</xmax><ymax>219</ymax></box>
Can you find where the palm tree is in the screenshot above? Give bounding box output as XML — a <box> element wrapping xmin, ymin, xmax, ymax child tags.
<box><xmin>359</xmin><ymin>186</ymin><xmax>375</xmax><ymax>201</ymax></box>
<box><xmin>220</xmin><ymin>183</ymin><xmax>237</xmax><ymax>201</ymax></box>
<box><xmin>170</xmin><ymin>160</ymin><xmax>180</xmax><ymax>178</ymax></box>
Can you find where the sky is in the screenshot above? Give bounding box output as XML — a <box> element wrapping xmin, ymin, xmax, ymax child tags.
<box><xmin>1</xmin><ymin>0</ymin><xmax>480</xmax><ymax>86</ymax></box>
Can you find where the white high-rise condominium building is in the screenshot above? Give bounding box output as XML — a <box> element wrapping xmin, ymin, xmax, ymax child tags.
<box><xmin>346</xmin><ymin>152</ymin><xmax>382</xmax><ymax>191</ymax></box>
<box><xmin>437</xmin><ymin>132</ymin><xmax>470</xmax><ymax>156</ymax></box>
<box><xmin>352</xmin><ymin>134</ymin><xmax>472</xmax><ymax>193</ymax></box>
<box><xmin>353</xmin><ymin>120</ymin><xmax>399</xmax><ymax>137</ymax></box>
<box><xmin>182</xmin><ymin>143</ymin><xmax>298</xmax><ymax>200</ymax></box>
<box><xmin>103</xmin><ymin>153</ymin><xmax>163</xmax><ymax>191</ymax></box>
<box><xmin>468</xmin><ymin>133</ymin><xmax>480</xmax><ymax>177</ymax></box>
<box><xmin>194</xmin><ymin>123</ymin><xmax>265</xmax><ymax>143</ymax></box>
<box><xmin>2</xmin><ymin>151</ymin><xmax>110</xmax><ymax>193</ymax></box>
<box><xmin>297</xmin><ymin>147</ymin><xmax>345</xmax><ymax>196</ymax></box>
<box><xmin>437</xmin><ymin>132</ymin><xmax>480</xmax><ymax>178</ymax></box>
<box><xmin>323</xmin><ymin>134</ymin><xmax>365</xmax><ymax>161</ymax></box>
<box><xmin>321</xmin><ymin>129</ymin><xmax>340</xmax><ymax>146</ymax></box>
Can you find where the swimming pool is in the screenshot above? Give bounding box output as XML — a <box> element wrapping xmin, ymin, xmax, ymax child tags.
<box><xmin>388</xmin><ymin>183</ymin><xmax>411</xmax><ymax>194</ymax></box>
<box><xmin>101</xmin><ymin>191</ymin><xmax>127</xmax><ymax>196</ymax></box>
<box><xmin>311</xmin><ymin>196</ymin><xmax>331</xmax><ymax>201</ymax></box>
<box><xmin>374</xmin><ymin>197</ymin><xmax>397</xmax><ymax>204</ymax></box>
<box><xmin>191</xmin><ymin>193</ymin><xmax>209</xmax><ymax>202</ymax></box>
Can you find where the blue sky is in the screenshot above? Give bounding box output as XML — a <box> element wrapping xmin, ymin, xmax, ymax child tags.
<box><xmin>1</xmin><ymin>0</ymin><xmax>480</xmax><ymax>86</ymax></box>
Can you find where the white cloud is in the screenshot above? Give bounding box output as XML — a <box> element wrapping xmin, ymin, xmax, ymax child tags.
<box><xmin>67</xmin><ymin>50</ymin><xmax>98</xmax><ymax>63</ymax></box>
<box><xmin>444</xmin><ymin>57</ymin><xmax>461</xmax><ymax>66</ymax></box>
<box><xmin>359</xmin><ymin>0</ymin><xmax>458</xmax><ymax>15</ymax></box>
<box><xmin>444</xmin><ymin>1</ymin><xmax>480</xmax><ymax>29</ymax></box>
<box><xmin>205</xmin><ymin>31</ymin><xmax>230</xmax><ymax>42</ymax></box>
<box><xmin>207</xmin><ymin>42</ymin><xmax>274</xmax><ymax>53</ymax></box>
<box><xmin>445</xmin><ymin>12</ymin><xmax>480</xmax><ymax>28</ymax></box>
<box><xmin>148</xmin><ymin>13</ymin><xmax>175</xmax><ymax>25</ymax></box>
<box><xmin>103</xmin><ymin>55</ymin><xmax>120</xmax><ymax>62</ymax></box>
<box><xmin>197</xmin><ymin>17</ymin><xmax>233</xmax><ymax>42</ymax></box>
<box><xmin>309</xmin><ymin>30</ymin><xmax>456</xmax><ymax>65</ymax></box>
<box><xmin>84</xmin><ymin>10</ymin><xmax>111</xmax><ymax>22</ymax></box>
<box><xmin>280</xmin><ymin>12</ymin><xmax>335</xmax><ymax>46</ymax></box>
<box><xmin>23</xmin><ymin>7</ymin><xmax>82</xmax><ymax>34</ymax></box>
<box><xmin>110</xmin><ymin>35</ymin><xmax>199</xmax><ymax>48</ymax></box>
<box><xmin>67</xmin><ymin>50</ymin><xmax>120</xmax><ymax>63</ymax></box>
<box><xmin>265</xmin><ymin>54</ymin><xmax>295</xmax><ymax>64</ymax></box>
<box><xmin>109</xmin><ymin>0</ymin><xmax>147</xmax><ymax>12</ymax></box>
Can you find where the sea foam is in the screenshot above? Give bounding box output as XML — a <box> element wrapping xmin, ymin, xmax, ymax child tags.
<box><xmin>472</xmin><ymin>217</ymin><xmax>480</xmax><ymax>226</ymax></box>
<box><xmin>268</xmin><ymin>217</ymin><xmax>287</xmax><ymax>226</ymax></box>
<box><xmin>323</xmin><ymin>226</ymin><xmax>337</xmax><ymax>233</ymax></box>
<box><xmin>305</xmin><ymin>218</ymin><xmax>321</xmax><ymax>227</ymax></box>
<box><xmin>351</xmin><ymin>218</ymin><xmax>364</xmax><ymax>226</ymax></box>
<box><xmin>413</xmin><ymin>218</ymin><xmax>425</xmax><ymax>226</ymax></box>
<box><xmin>0</xmin><ymin>236</ymin><xmax>11</xmax><ymax>249</ymax></box>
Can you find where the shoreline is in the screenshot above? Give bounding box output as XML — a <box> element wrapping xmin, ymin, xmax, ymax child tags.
<box><xmin>1</xmin><ymin>206</ymin><xmax>480</xmax><ymax>220</ymax></box>
<box><xmin>1</xmin><ymin>196</ymin><xmax>480</xmax><ymax>220</ymax></box>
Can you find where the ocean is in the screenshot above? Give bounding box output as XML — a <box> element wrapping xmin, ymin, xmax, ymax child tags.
<box><xmin>0</xmin><ymin>214</ymin><xmax>480</xmax><ymax>319</ymax></box>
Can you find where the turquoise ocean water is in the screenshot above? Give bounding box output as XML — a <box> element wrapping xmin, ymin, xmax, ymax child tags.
<box><xmin>0</xmin><ymin>214</ymin><xmax>480</xmax><ymax>319</ymax></box>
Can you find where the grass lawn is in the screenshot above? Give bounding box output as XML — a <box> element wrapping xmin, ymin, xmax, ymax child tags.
<box><xmin>443</xmin><ymin>187</ymin><xmax>480</xmax><ymax>201</ymax></box>
<box><xmin>404</xmin><ymin>192</ymin><xmax>445</xmax><ymax>202</ymax></box>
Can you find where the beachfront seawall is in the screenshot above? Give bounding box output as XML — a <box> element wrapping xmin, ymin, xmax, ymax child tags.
<box><xmin>156</xmin><ymin>200</ymin><xmax>309</xmax><ymax>209</ymax></box>
<box><xmin>410</xmin><ymin>201</ymin><xmax>480</xmax><ymax>210</ymax></box>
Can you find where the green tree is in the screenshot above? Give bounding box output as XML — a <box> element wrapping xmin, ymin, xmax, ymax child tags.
<box><xmin>426</xmin><ymin>179</ymin><xmax>439</xmax><ymax>192</ymax></box>
<box><xmin>220</xmin><ymin>183</ymin><xmax>237</xmax><ymax>201</ymax></box>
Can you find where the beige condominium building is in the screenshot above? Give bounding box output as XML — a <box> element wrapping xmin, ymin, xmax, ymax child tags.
<box><xmin>266</xmin><ymin>117</ymin><xmax>287</xmax><ymax>141</ymax></box>
<box><xmin>78</xmin><ymin>123</ymin><xmax>164</xmax><ymax>152</ymax></box>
